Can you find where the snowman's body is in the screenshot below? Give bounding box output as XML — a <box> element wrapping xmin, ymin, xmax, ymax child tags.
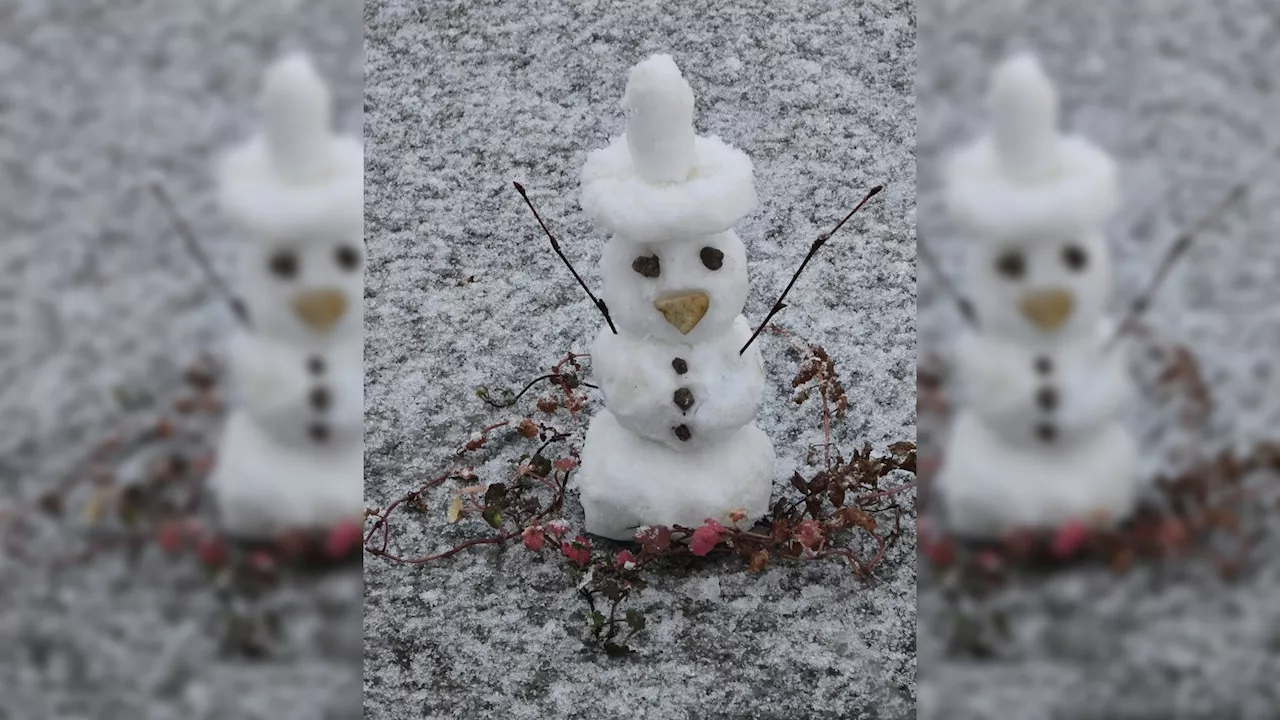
<box><xmin>939</xmin><ymin>320</ymin><xmax>1139</xmax><ymax>537</ymax></box>
<box><xmin>933</xmin><ymin>53</ymin><xmax>1142</xmax><ymax>538</ymax></box>
<box><xmin>575</xmin><ymin>55</ymin><xmax>775</xmax><ymax>540</ymax></box>
<box><xmin>206</xmin><ymin>53</ymin><xmax>365</xmax><ymax>538</ymax></box>
<box><xmin>213</xmin><ymin>332</ymin><xmax>363</xmax><ymax>536</ymax></box>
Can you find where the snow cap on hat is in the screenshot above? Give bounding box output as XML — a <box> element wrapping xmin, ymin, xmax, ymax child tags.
<box><xmin>945</xmin><ymin>52</ymin><xmax>1118</xmax><ymax>242</ymax></box>
<box><xmin>580</xmin><ymin>53</ymin><xmax>756</xmax><ymax>242</ymax></box>
<box><xmin>217</xmin><ymin>52</ymin><xmax>362</xmax><ymax>241</ymax></box>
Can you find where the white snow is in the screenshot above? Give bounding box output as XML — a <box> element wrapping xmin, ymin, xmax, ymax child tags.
<box><xmin>210</xmin><ymin>52</ymin><xmax>365</xmax><ymax>537</ymax></box>
<box><xmin>934</xmin><ymin>51</ymin><xmax>1140</xmax><ymax>538</ymax></box>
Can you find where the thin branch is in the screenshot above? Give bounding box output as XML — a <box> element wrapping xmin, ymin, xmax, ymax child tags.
<box><xmin>1104</xmin><ymin>166</ymin><xmax>1264</xmax><ymax>352</ymax></box>
<box><xmin>149</xmin><ymin>182</ymin><xmax>251</xmax><ymax>328</ymax></box>
<box><xmin>513</xmin><ymin>181</ymin><xmax>617</xmax><ymax>334</ymax></box>
<box><xmin>918</xmin><ymin>233</ymin><xmax>978</xmax><ymax>329</ymax></box>
<box><xmin>741</xmin><ymin>184</ymin><xmax>884</xmax><ymax>355</ymax></box>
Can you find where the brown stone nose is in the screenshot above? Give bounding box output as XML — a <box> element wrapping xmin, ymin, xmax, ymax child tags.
<box><xmin>1019</xmin><ymin>288</ymin><xmax>1074</xmax><ymax>332</ymax></box>
<box><xmin>292</xmin><ymin>288</ymin><xmax>347</xmax><ymax>333</ymax></box>
<box><xmin>654</xmin><ymin>292</ymin><xmax>710</xmax><ymax>334</ymax></box>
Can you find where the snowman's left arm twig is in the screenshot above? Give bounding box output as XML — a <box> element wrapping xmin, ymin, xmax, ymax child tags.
<box><xmin>150</xmin><ymin>182</ymin><xmax>251</xmax><ymax>328</ymax></box>
<box><xmin>740</xmin><ymin>184</ymin><xmax>884</xmax><ymax>355</ymax></box>
<box><xmin>1103</xmin><ymin>174</ymin><xmax>1256</xmax><ymax>354</ymax></box>
<box><xmin>513</xmin><ymin>181</ymin><xmax>617</xmax><ymax>334</ymax></box>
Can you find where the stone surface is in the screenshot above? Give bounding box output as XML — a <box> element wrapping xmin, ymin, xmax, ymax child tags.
<box><xmin>364</xmin><ymin>0</ymin><xmax>916</xmax><ymax>717</ymax></box>
<box><xmin>919</xmin><ymin>1</ymin><xmax>1280</xmax><ymax>717</ymax></box>
<box><xmin>0</xmin><ymin>2</ymin><xmax>363</xmax><ymax>718</ymax></box>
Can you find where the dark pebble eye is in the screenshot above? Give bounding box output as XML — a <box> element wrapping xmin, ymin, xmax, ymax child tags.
<box><xmin>700</xmin><ymin>246</ymin><xmax>724</xmax><ymax>271</ymax></box>
<box><xmin>632</xmin><ymin>254</ymin><xmax>660</xmax><ymax>278</ymax></box>
<box><xmin>269</xmin><ymin>250</ymin><xmax>298</xmax><ymax>279</ymax></box>
<box><xmin>1062</xmin><ymin>244</ymin><xmax>1088</xmax><ymax>272</ymax></box>
<box><xmin>335</xmin><ymin>244</ymin><xmax>362</xmax><ymax>271</ymax></box>
<box><xmin>995</xmin><ymin>249</ymin><xmax>1025</xmax><ymax>279</ymax></box>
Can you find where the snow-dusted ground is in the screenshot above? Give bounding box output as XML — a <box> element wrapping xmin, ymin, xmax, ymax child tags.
<box><xmin>363</xmin><ymin>0</ymin><xmax>915</xmax><ymax>717</ymax></box>
<box><xmin>918</xmin><ymin>1</ymin><xmax>1280</xmax><ymax>718</ymax></box>
<box><xmin>0</xmin><ymin>2</ymin><xmax>363</xmax><ymax>718</ymax></box>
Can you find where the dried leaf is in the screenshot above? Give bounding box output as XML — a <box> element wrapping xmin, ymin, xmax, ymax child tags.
<box><xmin>446</xmin><ymin>495</ymin><xmax>463</xmax><ymax>524</ymax></box>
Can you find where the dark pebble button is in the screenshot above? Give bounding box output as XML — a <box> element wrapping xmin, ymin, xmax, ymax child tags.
<box><xmin>309</xmin><ymin>423</ymin><xmax>330</xmax><ymax>443</ymax></box>
<box><xmin>310</xmin><ymin>386</ymin><xmax>331</xmax><ymax>411</ymax></box>
<box><xmin>672</xmin><ymin>358</ymin><xmax>688</xmax><ymax>374</ymax></box>
<box><xmin>1035</xmin><ymin>423</ymin><xmax>1056</xmax><ymax>443</ymax></box>
<box><xmin>1034</xmin><ymin>356</ymin><xmax>1052</xmax><ymax>375</ymax></box>
<box><xmin>673</xmin><ymin>388</ymin><xmax>694</xmax><ymax>412</ymax></box>
<box><xmin>308</xmin><ymin>356</ymin><xmax>326</xmax><ymax>375</ymax></box>
<box><xmin>1036</xmin><ymin>386</ymin><xmax>1057</xmax><ymax>411</ymax></box>
<box><xmin>674</xmin><ymin>424</ymin><xmax>691</xmax><ymax>442</ymax></box>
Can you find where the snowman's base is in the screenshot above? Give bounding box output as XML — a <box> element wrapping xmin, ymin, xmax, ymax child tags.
<box><xmin>935</xmin><ymin>410</ymin><xmax>1140</xmax><ymax>539</ymax></box>
<box><xmin>209</xmin><ymin>410</ymin><xmax>363</xmax><ymax>539</ymax></box>
<box><xmin>577</xmin><ymin>409</ymin><xmax>775</xmax><ymax>541</ymax></box>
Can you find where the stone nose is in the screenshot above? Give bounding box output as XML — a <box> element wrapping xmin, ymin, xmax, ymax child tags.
<box><xmin>654</xmin><ymin>291</ymin><xmax>710</xmax><ymax>334</ymax></box>
<box><xmin>1018</xmin><ymin>287</ymin><xmax>1074</xmax><ymax>332</ymax></box>
<box><xmin>292</xmin><ymin>288</ymin><xmax>347</xmax><ymax>333</ymax></box>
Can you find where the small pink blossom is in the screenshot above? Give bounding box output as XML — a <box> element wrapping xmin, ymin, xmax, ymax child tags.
<box><xmin>248</xmin><ymin>550</ymin><xmax>276</xmax><ymax>573</ymax></box>
<box><xmin>690</xmin><ymin>518</ymin><xmax>727</xmax><ymax>557</ymax></box>
<box><xmin>614</xmin><ymin>549</ymin><xmax>637</xmax><ymax>570</ymax></box>
<box><xmin>545</xmin><ymin>519</ymin><xmax>571</xmax><ymax>539</ymax></box>
<box><xmin>325</xmin><ymin>520</ymin><xmax>364</xmax><ymax>559</ymax></box>
<box><xmin>561</xmin><ymin>535</ymin><xmax>591</xmax><ymax>568</ymax></box>
<box><xmin>522</xmin><ymin>525</ymin><xmax>545</xmax><ymax>552</ymax></box>
<box><xmin>156</xmin><ymin>521</ymin><xmax>184</xmax><ymax>554</ymax></box>
<box><xmin>1050</xmin><ymin>520</ymin><xmax>1089</xmax><ymax>559</ymax></box>
<box><xmin>553</xmin><ymin>458</ymin><xmax>578</xmax><ymax>472</ymax></box>
<box><xmin>976</xmin><ymin>549</ymin><xmax>1002</xmax><ymax>573</ymax></box>
<box><xmin>795</xmin><ymin>520</ymin><xmax>824</xmax><ymax>550</ymax></box>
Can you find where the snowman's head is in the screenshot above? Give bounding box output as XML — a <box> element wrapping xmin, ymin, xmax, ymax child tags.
<box><xmin>238</xmin><ymin>228</ymin><xmax>364</xmax><ymax>343</ymax></box>
<box><xmin>968</xmin><ymin>229</ymin><xmax>1111</xmax><ymax>342</ymax></box>
<box><xmin>601</xmin><ymin>230</ymin><xmax>748</xmax><ymax>343</ymax></box>
<box><xmin>946</xmin><ymin>52</ymin><xmax>1119</xmax><ymax>342</ymax></box>
<box><xmin>217</xmin><ymin>51</ymin><xmax>363</xmax><ymax>345</ymax></box>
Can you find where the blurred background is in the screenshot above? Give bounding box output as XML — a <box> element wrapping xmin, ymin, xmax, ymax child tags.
<box><xmin>0</xmin><ymin>1</ymin><xmax>362</xmax><ymax>718</ymax></box>
<box><xmin>918</xmin><ymin>1</ymin><xmax>1280</xmax><ymax>718</ymax></box>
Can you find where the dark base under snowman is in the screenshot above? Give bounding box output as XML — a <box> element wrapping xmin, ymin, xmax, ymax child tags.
<box><xmin>575</xmin><ymin>55</ymin><xmax>775</xmax><ymax>541</ymax></box>
<box><xmin>932</xmin><ymin>53</ymin><xmax>1144</xmax><ymax>539</ymax></box>
<box><xmin>208</xmin><ymin>53</ymin><xmax>366</xmax><ymax>539</ymax></box>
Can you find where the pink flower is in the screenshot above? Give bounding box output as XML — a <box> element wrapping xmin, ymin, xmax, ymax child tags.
<box><xmin>545</xmin><ymin>519</ymin><xmax>571</xmax><ymax>539</ymax></box>
<box><xmin>795</xmin><ymin>520</ymin><xmax>824</xmax><ymax>550</ymax></box>
<box><xmin>156</xmin><ymin>521</ymin><xmax>184</xmax><ymax>554</ymax></box>
<box><xmin>922</xmin><ymin>537</ymin><xmax>954</xmax><ymax>567</ymax></box>
<box><xmin>1050</xmin><ymin>520</ymin><xmax>1089</xmax><ymax>559</ymax></box>
<box><xmin>560</xmin><ymin>535</ymin><xmax>591</xmax><ymax>568</ymax></box>
<box><xmin>522</xmin><ymin>525</ymin><xmax>545</xmax><ymax>552</ymax></box>
<box><xmin>325</xmin><ymin>520</ymin><xmax>364</xmax><ymax>559</ymax></box>
<box><xmin>197</xmin><ymin>537</ymin><xmax>228</xmax><ymax>568</ymax></box>
<box><xmin>614</xmin><ymin>549</ymin><xmax>637</xmax><ymax>569</ymax></box>
<box><xmin>690</xmin><ymin>518</ymin><xmax>727</xmax><ymax>557</ymax></box>
<box><xmin>976</xmin><ymin>549</ymin><xmax>1002</xmax><ymax>573</ymax></box>
<box><xmin>248</xmin><ymin>550</ymin><xmax>276</xmax><ymax>573</ymax></box>
<box><xmin>553</xmin><ymin>458</ymin><xmax>578</xmax><ymax>472</ymax></box>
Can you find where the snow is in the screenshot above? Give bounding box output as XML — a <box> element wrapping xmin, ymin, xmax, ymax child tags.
<box><xmin>364</xmin><ymin>0</ymin><xmax>916</xmax><ymax>717</ymax></box>
<box><xmin>0</xmin><ymin>1</ymin><xmax>363</xmax><ymax>717</ymax></box>
<box><xmin>919</xmin><ymin>1</ymin><xmax>1280</xmax><ymax>716</ymax></box>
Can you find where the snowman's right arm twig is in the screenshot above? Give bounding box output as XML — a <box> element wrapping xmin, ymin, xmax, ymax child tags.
<box><xmin>917</xmin><ymin>233</ymin><xmax>979</xmax><ymax>329</ymax></box>
<box><xmin>512</xmin><ymin>181</ymin><xmax>617</xmax><ymax>334</ymax></box>
<box><xmin>740</xmin><ymin>184</ymin><xmax>884</xmax><ymax>355</ymax></box>
<box><xmin>149</xmin><ymin>182</ymin><xmax>251</xmax><ymax>328</ymax></box>
<box><xmin>1102</xmin><ymin>170</ymin><xmax>1260</xmax><ymax>353</ymax></box>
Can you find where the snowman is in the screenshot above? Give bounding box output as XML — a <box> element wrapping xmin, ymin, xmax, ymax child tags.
<box><xmin>933</xmin><ymin>53</ymin><xmax>1141</xmax><ymax>539</ymax></box>
<box><xmin>208</xmin><ymin>52</ymin><xmax>365</xmax><ymax>538</ymax></box>
<box><xmin>574</xmin><ymin>54</ymin><xmax>776</xmax><ymax>541</ymax></box>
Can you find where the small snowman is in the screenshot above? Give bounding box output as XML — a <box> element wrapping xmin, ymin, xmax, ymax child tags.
<box><xmin>934</xmin><ymin>53</ymin><xmax>1141</xmax><ymax>539</ymax></box>
<box><xmin>208</xmin><ymin>53</ymin><xmax>365</xmax><ymax>538</ymax></box>
<box><xmin>575</xmin><ymin>54</ymin><xmax>775</xmax><ymax>541</ymax></box>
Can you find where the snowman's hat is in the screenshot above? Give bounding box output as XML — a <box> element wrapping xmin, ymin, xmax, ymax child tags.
<box><xmin>580</xmin><ymin>54</ymin><xmax>756</xmax><ymax>242</ymax></box>
<box><xmin>217</xmin><ymin>52</ymin><xmax>362</xmax><ymax>241</ymax></box>
<box><xmin>945</xmin><ymin>52</ymin><xmax>1118</xmax><ymax>242</ymax></box>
